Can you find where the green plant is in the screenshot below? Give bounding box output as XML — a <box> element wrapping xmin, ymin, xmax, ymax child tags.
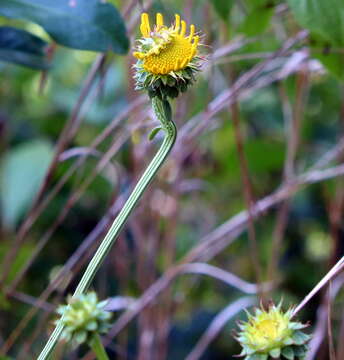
<box><xmin>56</xmin><ymin>292</ymin><xmax>112</xmax><ymax>360</ymax></box>
<box><xmin>37</xmin><ymin>11</ymin><xmax>202</xmax><ymax>360</ymax></box>
<box><xmin>235</xmin><ymin>302</ymin><xmax>310</xmax><ymax>360</ymax></box>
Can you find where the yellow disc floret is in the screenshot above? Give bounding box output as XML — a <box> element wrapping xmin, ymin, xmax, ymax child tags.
<box><xmin>244</xmin><ymin>308</ymin><xmax>291</xmax><ymax>351</ymax></box>
<box><xmin>133</xmin><ymin>13</ymin><xmax>199</xmax><ymax>75</ymax></box>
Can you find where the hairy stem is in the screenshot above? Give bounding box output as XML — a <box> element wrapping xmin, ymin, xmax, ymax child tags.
<box><xmin>90</xmin><ymin>334</ymin><xmax>110</xmax><ymax>360</ymax></box>
<box><xmin>37</xmin><ymin>97</ymin><xmax>177</xmax><ymax>360</ymax></box>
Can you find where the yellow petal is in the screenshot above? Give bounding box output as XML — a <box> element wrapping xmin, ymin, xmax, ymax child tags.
<box><xmin>140</xmin><ymin>24</ymin><xmax>148</xmax><ymax>37</ymax></box>
<box><xmin>156</xmin><ymin>13</ymin><xmax>164</xmax><ymax>28</ymax></box>
<box><xmin>141</xmin><ymin>13</ymin><xmax>151</xmax><ymax>36</ymax></box>
<box><xmin>174</xmin><ymin>14</ymin><xmax>181</xmax><ymax>32</ymax></box>
<box><xmin>133</xmin><ymin>52</ymin><xmax>145</xmax><ymax>59</ymax></box>
<box><xmin>180</xmin><ymin>20</ymin><xmax>186</xmax><ymax>37</ymax></box>
<box><xmin>189</xmin><ymin>24</ymin><xmax>195</xmax><ymax>41</ymax></box>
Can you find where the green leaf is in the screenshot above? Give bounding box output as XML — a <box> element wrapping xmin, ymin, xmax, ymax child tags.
<box><xmin>0</xmin><ymin>241</ymin><xmax>33</xmax><ymax>284</ymax></box>
<box><xmin>0</xmin><ymin>26</ymin><xmax>49</xmax><ymax>69</ymax></box>
<box><xmin>235</xmin><ymin>140</ymin><xmax>285</xmax><ymax>174</ymax></box>
<box><xmin>211</xmin><ymin>0</ymin><xmax>234</xmax><ymax>22</ymax></box>
<box><xmin>247</xmin><ymin>0</ymin><xmax>274</xmax><ymax>9</ymax></box>
<box><xmin>0</xmin><ymin>140</ymin><xmax>53</xmax><ymax>228</ymax></box>
<box><xmin>0</xmin><ymin>0</ymin><xmax>129</xmax><ymax>53</ymax></box>
<box><xmin>312</xmin><ymin>47</ymin><xmax>344</xmax><ymax>81</ymax></box>
<box><xmin>239</xmin><ymin>7</ymin><xmax>273</xmax><ymax>36</ymax></box>
<box><xmin>148</xmin><ymin>126</ymin><xmax>163</xmax><ymax>141</ymax></box>
<box><xmin>287</xmin><ymin>1</ymin><xmax>344</xmax><ymax>80</ymax></box>
<box><xmin>287</xmin><ymin>0</ymin><xmax>344</xmax><ymax>46</ymax></box>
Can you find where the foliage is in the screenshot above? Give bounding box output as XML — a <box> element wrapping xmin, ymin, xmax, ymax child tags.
<box><xmin>0</xmin><ymin>26</ymin><xmax>49</xmax><ymax>69</ymax></box>
<box><xmin>0</xmin><ymin>0</ymin><xmax>129</xmax><ymax>69</ymax></box>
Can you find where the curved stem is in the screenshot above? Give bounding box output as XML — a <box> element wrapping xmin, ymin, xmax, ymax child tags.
<box><xmin>90</xmin><ymin>334</ymin><xmax>110</xmax><ymax>360</ymax></box>
<box><xmin>37</xmin><ymin>98</ymin><xmax>177</xmax><ymax>360</ymax></box>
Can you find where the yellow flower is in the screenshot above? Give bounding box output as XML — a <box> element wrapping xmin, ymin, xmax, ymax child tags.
<box><xmin>133</xmin><ymin>13</ymin><xmax>199</xmax><ymax>75</ymax></box>
<box><xmin>236</xmin><ymin>303</ymin><xmax>310</xmax><ymax>360</ymax></box>
<box><xmin>56</xmin><ymin>292</ymin><xmax>112</xmax><ymax>347</ymax></box>
<box><xmin>244</xmin><ymin>307</ymin><xmax>291</xmax><ymax>351</ymax></box>
<box><xmin>133</xmin><ymin>13</ymin><xmax>203</xmax><ymax>99</ymax></box>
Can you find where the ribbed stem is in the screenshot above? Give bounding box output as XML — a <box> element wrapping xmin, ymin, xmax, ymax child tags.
<box><xmin>37</xmin><ymin>98</ymin><xmax>177</xmax><ymax>360</ymax></box>
<box><xmin>90</xmin><ymin>334</ymin><xmax>109</xmax><ymax>360</ymax></box>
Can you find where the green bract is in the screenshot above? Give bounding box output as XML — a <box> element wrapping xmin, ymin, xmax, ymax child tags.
<box><xmin>133</xmin><ymin>57</ymin><xmax>201</xmax><ymax>100</ymax></box>
<box><xmin>56</xmin><ymin>292</ymin><xmax>112</xmax><ymax>347</ymax></box>
<box><xmin>235</xmin><ymin>303</ymin><xmax>311</xmax><ymax>360</ymax></box>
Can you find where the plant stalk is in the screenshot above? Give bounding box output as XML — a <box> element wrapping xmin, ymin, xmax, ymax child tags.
<box><xmin>90</xmin><ymin>334</ymin><xmax>110</xmax><ymax>360</ymax></box>
<box><xmin>37</xmin><ymin>98</ymin><xmax>177</xmax><ymax>360</ymax></box>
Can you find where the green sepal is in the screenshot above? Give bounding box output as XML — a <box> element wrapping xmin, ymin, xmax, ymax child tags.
<box><xmin>245</xmin><ymin>346</ymin><xmax>256</xmax><ymax>355</ymax></box>
<box><xmin>281</xmin><ymin>346</ymin><xmax>295</xmax><ymax>360</ymax></box>
<box><xmin>133</xmin><ymin>60</ymin><xmax>200</xmax><ymax>100</ymax></box>
<box><xmin>167</xmin><ymin>77</ymin><xmax>176</xmax><ymax>86</ymax></box>
<box><xmin>291</xmin><ymin>331</ymin><xmax>310</xmax><ymax>345</ymax></box>
<box><xmin>283</xmin><ymin>337</ymin><xmax>294</xmax><ymax>345</ymax></box>
<box><xmin>75</xmin><ymin>330</ymin><xmax>87</xmax><ymax>344</ymax></box>
<box><xmin>86</xmin><ymin>321</ymin><xmax>97</xmax><ymax>331</ymax></box>
<box><xmin>246</xmin><ymin>354</ymin><xmax>268</xmax><ymax>360</ymax></box>
<box><xmin>292</xmin><ymin>345</ymin><xmax>307</xmax><ymax>357</ymax></box>
<box><xmin>269</xmin><ymin>348</ymin><xmax>281</xmax><ymax>358</ymax></box>
<box><xmin>160</xmin><ymin>75</ymin><xmax>168</xmax><ymax>85</ymax></box>
<box><xmin>289</xmin><ymin>322</ymin><xmax>308</xmax><ymax>330</ymax></box>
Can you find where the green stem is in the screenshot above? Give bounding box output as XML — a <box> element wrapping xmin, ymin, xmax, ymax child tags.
<box><xmin>90</xmin><ymin>334</ymin><xmax>110</xmax><ymax>360</ymax></box>
<box><xmin>37</xmin><ymin>98</ymin><xmax>177</xmax><ymax>360</ymax></box>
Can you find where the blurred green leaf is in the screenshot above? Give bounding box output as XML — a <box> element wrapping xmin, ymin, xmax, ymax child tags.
<box><xmin>229</xmin><ymin>140</ymin><xmax>285</xmax><ymax>175</ymax></box>
<box><xmin>211</xmin><ymin>0</ymin><xmax>234</xmax><ymax>22</ymax></box>
<box><xmin>247</xmin><ymin>0</ymin><xmax>272</xmax><ymax>7</ymax></box>
<box><xmin>239</xmin><ymin>7</ymin><xmax>273</xmax><ymax>36</ymax></box>
<box><xmin>0</xmin><ymin>26</ymin><xmax>49</xmax><ymax>69</ymax></box>
<box><xmin>312</xmin><ymin>49</ymin><xmax>344</xmax><ymax>81</ymax></box>
<box><xmin>287</xmin><ymin>0</ymin><xmax>344</xmax><ymax>46</ymax></box>
<box><xmin>0</xmin><ymin>140</ymin><xmax>53</xmax><ymax>228</ymax></box>
<box><xmin>0</xmin><ymin>0</ymin><xmax>129</xmax><ymax>53</ymax></box>
<box><xmin>0</xmin><ymin>240</ymin><xmax>34</xmax><ymax>285</ymax></box>
<box><xmin>287</xmin><ymin>0</ymin><xmax>344</xmax><ymax>81</ymax></box>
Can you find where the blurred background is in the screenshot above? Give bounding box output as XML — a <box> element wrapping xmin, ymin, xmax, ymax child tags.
<box><xmin>0</xmin><ymin>0</ymin><xmax>343</xmax><ymax>359</ymax></box>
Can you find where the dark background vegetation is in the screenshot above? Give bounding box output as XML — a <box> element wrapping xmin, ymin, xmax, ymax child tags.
<box><xmin>0</xmin><ymin>0</ymin><xmax>343</xmax><ymax>359</ymax></box>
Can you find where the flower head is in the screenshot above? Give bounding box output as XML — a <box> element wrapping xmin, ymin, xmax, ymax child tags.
<box><xmin>236</xmin><ymin>302</ymin><xmax>310</xmax><ymax>360</ymax></box>
<box><xmin>133</xmin><ymin>13</ymin><xmax>203</xmax><ymax>99</ymax></box>
<box><xmin>56</xmin><ymin>292</ymin><xmax>112</xmax><ymax>347</ymax></box>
